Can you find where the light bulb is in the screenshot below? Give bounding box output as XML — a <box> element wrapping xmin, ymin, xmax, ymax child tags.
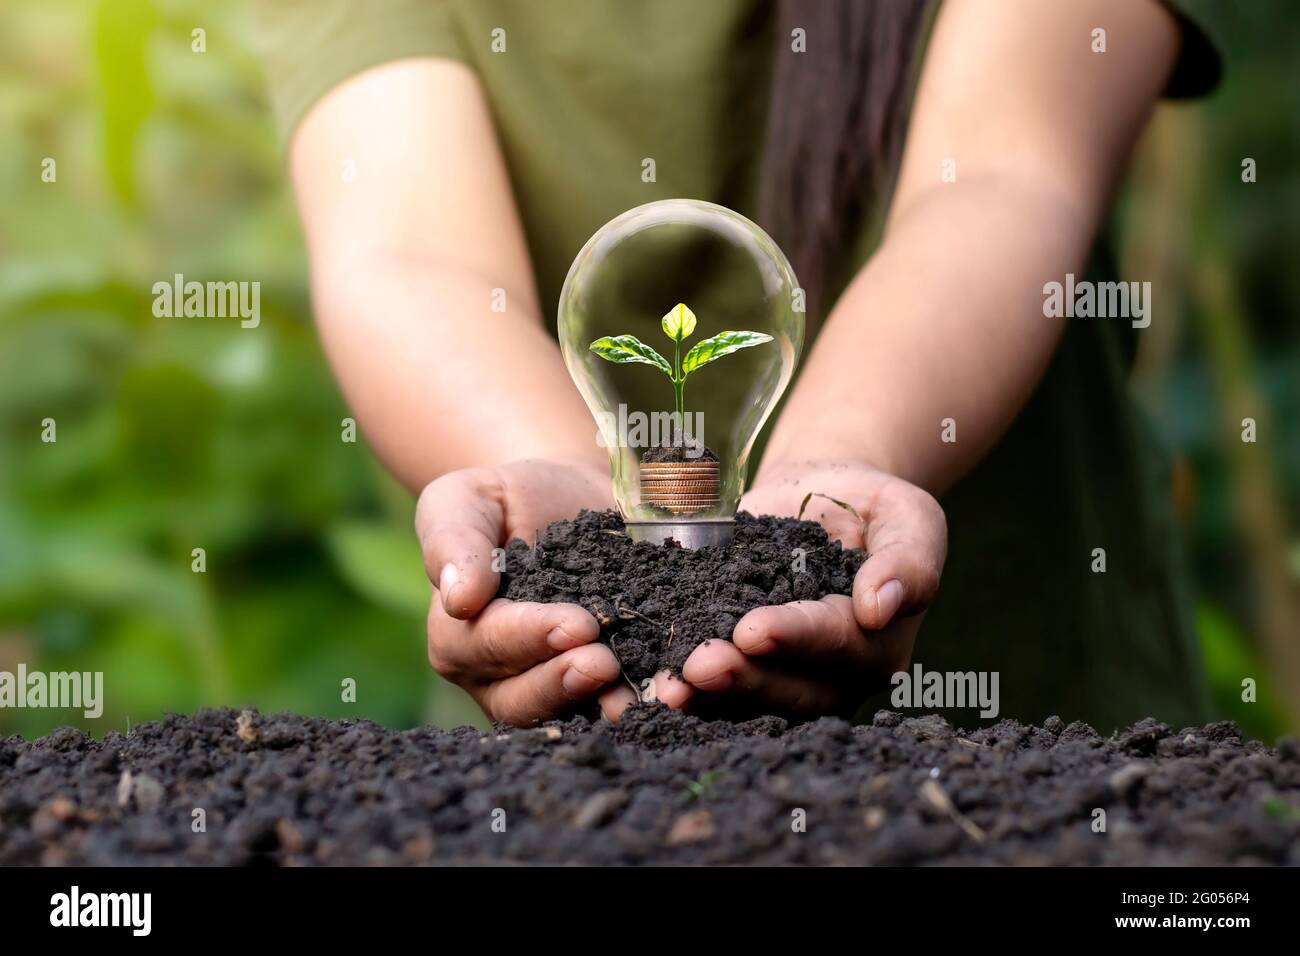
<box><xmin>558</xmin><ymin>199</ymin><xmax>804</xmax><ymax>548</ymax></box>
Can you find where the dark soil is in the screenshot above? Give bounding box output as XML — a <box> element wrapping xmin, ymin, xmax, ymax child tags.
<box><xmin>3</xmin><ymin>707</ymin><xmax>1297</xmax><ymax>865</ymax></box>
<box><xmin>639</xmin><ymin>443</ymin><xmax>719</xmax><ymax>463</ymax></box>
<box><xmin>498</xmin><ymin>511</ymin><xmax>865</xmax><ymax>682</ymax></box>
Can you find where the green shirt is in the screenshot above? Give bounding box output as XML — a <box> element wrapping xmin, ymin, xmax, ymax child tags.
<box><xmin>254</xmin><ymin>0</ymin><xmax>1222</xmax><ymax>732</ymax></box>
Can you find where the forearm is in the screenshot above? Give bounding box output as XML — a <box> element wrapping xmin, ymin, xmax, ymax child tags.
<box><xmin>762</xmin><ymin>0</ymin><xmax>1178</xmax><ymax>497</ymax></box>
<box><xmin>284</xmin><ymin>60</ymin><xmax>603</xmax><ymax>493</ymax></box>
<box><xmin>762</xmin><ymin>174</ymin><xmax>1094</xmax><ymax>497</ymax></box>
<box><xmin>314</xmin><ymin>253</ymin><xmax>602</xmax><ymax>493</ymax></box>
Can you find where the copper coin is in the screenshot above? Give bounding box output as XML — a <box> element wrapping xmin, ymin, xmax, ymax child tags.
<box><xmin>641</xmin><ymin>481</ymin><xmax>721</xmax><ymax>490</ymax></box>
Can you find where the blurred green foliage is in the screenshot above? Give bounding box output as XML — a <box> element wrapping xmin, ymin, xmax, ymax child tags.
<box><xmin>1119</xmin><ymin>1</ymin><xmax>1300</xmax><ymax>740</ymax></box>
<box><xmin>0</xmin><ymin>0</ymin><xmax>1295</xmax><ymax>740</ymax></box>
<box><xmin>0</xmin><ymin>0</ymin><xmax>481</xmax><ymax>736</ymax></box>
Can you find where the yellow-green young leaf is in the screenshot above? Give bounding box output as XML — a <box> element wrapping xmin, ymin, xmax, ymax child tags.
<box><xmin>660</xmin><ymin>302</ymin><xmax>697</xmax><ymax>341</ymax></box>
<box><xmin>681</xmin><ymin>330</ymin><xmax>773</xmax><ymax>375</ymax></box>
<box><xmin>589</xmin><ymin>335</ymin><xmax>673</xmax><ymax>376</ymax></box>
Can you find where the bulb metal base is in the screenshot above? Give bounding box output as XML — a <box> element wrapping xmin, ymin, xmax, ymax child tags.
<box><xmin>625</xmin><ymin>521</ymin><xmax>734</xmax><ymax>549</ymax></box>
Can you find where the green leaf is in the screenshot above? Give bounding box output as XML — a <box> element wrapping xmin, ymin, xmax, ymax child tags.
<box><xmin>93</xmin><ymin>0</ymin><xmax>157</xmax><ymax>208</ymax></box>
<box><xmin>681</xmin><ymin>330</ymin><xmax>773</xmax><ymax>375</ymax></box>
<box><xmin>660</xmin><ymin>302</ymin><xmax>697</xmax><ymax>342</ymax></box>
<box><xmin>589</xmin><ymin>335</ymin><xmax>672</xmax><ymax>376</ymax></box>
<box><xmin>325</xmin><ymin>521</ymin><xmax>430</xmax><ymax>616</ymax></box>
<box><xmin>686</xmin><ymin>770</ymin><xmax>721</xmax><ymax>800</ymax></box>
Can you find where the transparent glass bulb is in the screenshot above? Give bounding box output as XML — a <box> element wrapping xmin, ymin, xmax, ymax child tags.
<box><xmin>558</xmin><ymin>199</ymin><xmax>804</xmax><ymax>547</ymax></box>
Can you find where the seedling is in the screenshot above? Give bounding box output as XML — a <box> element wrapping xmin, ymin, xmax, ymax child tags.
<box><xmin>685</xmin><ymin>770</ymin><xmax>721</xmax><ymax>801</ymax></box>
<box><xmin>1263</xmin><ymin>797</ymin><xmax>1300</xmax><ymax>822</ymax></box>
<box><xmin>589</xmin><ymin>303</ymin><xmax>772</xmax><ymax>416</ymax></box>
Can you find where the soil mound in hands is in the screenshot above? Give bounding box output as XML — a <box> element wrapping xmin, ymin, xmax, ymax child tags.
<box><xmin>639</xmin><ymin>443</ymin><xmax>719</xmax><ymax>463</ymax></box>
<box><xmin>499</xmin><ymin>510</ymin><xmax>865</xmax><ymax>681</ymax></box>
<box><xmin>3</xmin><ymin>708</ymin><xmax>1298</xmax><ymax>865</ymax></box>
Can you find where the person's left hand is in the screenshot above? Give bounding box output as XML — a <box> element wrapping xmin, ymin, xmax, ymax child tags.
<box><xmin>642</xmin><ymin>461</ymin><xmax>947</xmax><ymax>719</ymax></box>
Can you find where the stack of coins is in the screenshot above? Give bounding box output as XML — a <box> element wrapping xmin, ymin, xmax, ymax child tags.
<box><xmin>639</xmin><ymin>459</ymin><xmax>721</xmax><ymax>514</ymax></box>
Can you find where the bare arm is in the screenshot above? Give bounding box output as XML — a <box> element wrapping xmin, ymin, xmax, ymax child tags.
<box><xmin>289</xmin><ymin>58</ymin><xmax>601</xmax><ymax>493</ymax></box>
<box><xmin>290</xmin><ymin>60</ymin><xmax>621</xmax><ymax>724</ymax></box>
<box><xmin>761</xmin><ymin>0</ymin><xmax>1180</xmax><ymax>496</ymax></box>
<box><xmin>692</xmin><ymin>0</ymin><xmax>1183</xmax><ymax>716</ymax></box>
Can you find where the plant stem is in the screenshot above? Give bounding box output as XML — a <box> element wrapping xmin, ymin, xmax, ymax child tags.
<box><xmin>673</xmin><ymin>337</ymin><xmax>685</xmax><ymax>415</ymax></box>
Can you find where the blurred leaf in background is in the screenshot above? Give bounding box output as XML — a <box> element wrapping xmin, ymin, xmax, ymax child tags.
<box><xmin>1122</xmin><ymin>1</ymin><xmax>1300</xmax><ymax>740</ymax></box>
<box><xmin>0</xmin><ymin>0</ymin><xmax>482</xmax><ymax>737</ymax></box>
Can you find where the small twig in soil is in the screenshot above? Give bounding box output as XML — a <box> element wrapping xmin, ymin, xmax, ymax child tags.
<box><xmin>797</xmin><ymin>491</ymin><xmax>862</xmax><ymax>523</ymax></box>
<box><xmin>919</xmin><ymin>779</ymin><xmax>985</xmax><ymax>844</ymax></box>
<box><xmin>607</xmin><ymin>635</ymin><xmax>641</xmax><ymax>697</ymax></box>
<box><xmin>666</xmin><ymin>623</ymin><xmax>675</xmax><ymax>647</ymax></box>
<box><xmin>616</xmin><ymin>604</ymin><xmax>659</xmax><ymax>625</ymax></box>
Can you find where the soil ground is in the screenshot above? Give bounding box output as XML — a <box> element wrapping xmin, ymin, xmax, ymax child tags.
<box><xmin>3</xmin><ymin>707</ymin><xmax>1298</xmax><ymax>866</ymax></box>
<box><xmin>500</xmin><ymin>510</ymin><xmax>865</xmax><ymax>681</ymax></box>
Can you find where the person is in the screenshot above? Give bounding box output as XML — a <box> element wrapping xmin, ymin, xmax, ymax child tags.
<box><xmin>255</xmin><ymin>0</ymin><xmax>1221</xmax><ymax>729</ymax></box>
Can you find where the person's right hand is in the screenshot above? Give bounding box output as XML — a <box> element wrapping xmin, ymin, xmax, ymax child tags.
<box><xmin>417</xmin><ymin>459</ymin><xmax>630</xmax><ymax>726</ymax></box>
